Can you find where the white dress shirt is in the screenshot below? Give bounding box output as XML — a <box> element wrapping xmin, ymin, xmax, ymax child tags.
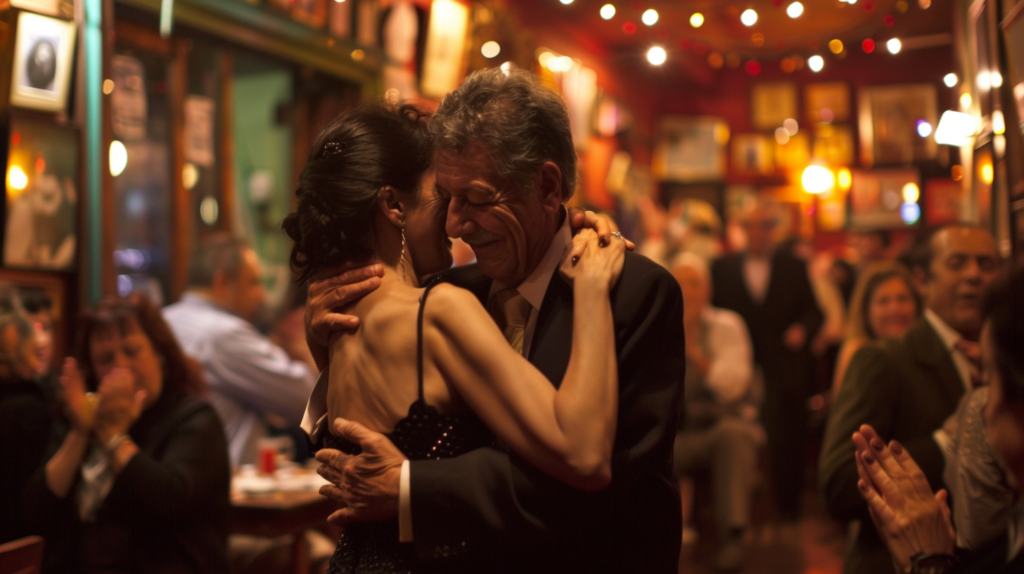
<box><xmin>163</xmin><ymin>293</ymin><xmax>316</xmax><ymax>467</ymax></box>
<box><xmin>742</xmin><ymin>256</ymin><xmax>771</xmax><ymax>304</ymax></box>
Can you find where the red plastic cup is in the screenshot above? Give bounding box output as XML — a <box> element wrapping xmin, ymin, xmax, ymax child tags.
<box><xmin>258</xmin><ymin>445</ymin><xmax>276</xmax><ymax>475</ymax></box>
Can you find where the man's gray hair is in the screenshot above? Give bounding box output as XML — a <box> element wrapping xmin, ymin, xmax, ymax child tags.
<box><xmin>429</xmin><ymin>68</ymin><xmax>577</xmax><ymax>200</ymax></box>
<box><xmin>186</xmin><ymin>233</ymin><xmax>250</xmax><ymax>288</ymax></box>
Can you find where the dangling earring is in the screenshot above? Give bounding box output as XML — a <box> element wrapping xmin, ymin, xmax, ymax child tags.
<box><xmin>398</xmin><ymin>225</ymin><xmax>408</xmax><ymax>283</ymax></box>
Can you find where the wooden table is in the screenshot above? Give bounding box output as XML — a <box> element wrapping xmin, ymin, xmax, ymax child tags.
<box><xmin>230</xmin><ymin>487</ymin><xmax>337</xmax><ymax>574</ymax></box>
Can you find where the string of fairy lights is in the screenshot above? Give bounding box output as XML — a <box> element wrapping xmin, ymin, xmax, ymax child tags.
<box><xmin>555</xmin><ymin>0</ymin><xmax>934</xmax><ymax>74</ymax></box>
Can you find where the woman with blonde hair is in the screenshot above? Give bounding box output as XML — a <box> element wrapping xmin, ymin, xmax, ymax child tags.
<box><xmin>832</xmin><ymin>261</ymin><xmax>922</xmax><ymax>393</ymax></box>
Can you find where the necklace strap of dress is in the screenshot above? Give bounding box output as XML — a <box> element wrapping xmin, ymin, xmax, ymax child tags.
<box><xmin>417</xmin><ymin>284</ymin><xmax>436</xmax><ymax>402</ymax></box>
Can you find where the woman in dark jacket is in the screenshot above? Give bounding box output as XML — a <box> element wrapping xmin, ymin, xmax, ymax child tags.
<box><xmin>24</xmin><ymin>296</ymin><xmax>230</xmax><ymax>574</ymax></box>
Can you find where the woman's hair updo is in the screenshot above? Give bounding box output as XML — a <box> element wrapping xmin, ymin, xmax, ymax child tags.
<box><xmin>283</xmin><ymin>103</ymin><xmax>433</xmax><ymax>284</ymax></box>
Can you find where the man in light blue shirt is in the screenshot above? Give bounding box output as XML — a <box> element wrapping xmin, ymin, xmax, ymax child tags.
<box><xmin>164</xmin><ymin>235</ymin><xmax>316</xmax><ymax>467</ymax></box>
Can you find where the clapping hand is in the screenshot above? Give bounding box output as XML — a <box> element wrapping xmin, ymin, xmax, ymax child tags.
<box><xmin>93</xmin><ymin>368</ymin><xmax>146</xmax><ymax>445</ymax></box>
<box><xmin>60</xmin><ymin>358</ymin><xmax>96</xmax><ymax>432</ymax></box>
<box><xmin>853</xmin><ymin>424</ymin><xmax>955</xmax><ymax>573</ymax></box>
<box><xmin>316</xmin><ymin>418</ymin><xmax>406</xmax><ymax>525</ymax></box>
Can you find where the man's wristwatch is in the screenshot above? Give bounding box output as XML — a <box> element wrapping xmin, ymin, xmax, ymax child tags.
<box><xmin>910</xmin><ymin>552</ymin><xmax>958</xmax><ymax>574</ymax></box>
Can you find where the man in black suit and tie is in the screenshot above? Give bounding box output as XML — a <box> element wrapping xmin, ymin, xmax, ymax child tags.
<box><xmin>303</xmin><ymin>69</ymin><xmax>685</xmax><ymax>573</ymax></box>
<box><xmin>819</xmin><ymin>224</ymin><xmax>1000</xmax><ymax>574</ymax></box>
<box><xmin>710</xmin><ymin>201</ymin><xmax>823</xmax><ymax>529</ymax></box>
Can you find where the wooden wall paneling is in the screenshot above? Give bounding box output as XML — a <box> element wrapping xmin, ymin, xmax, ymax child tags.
<box><xmin>169</xmin><ymin>38</ymin><xmax>189</xmax><ymax>302</ymax></box>
<box><xmin>219</xmin><ymin>49</ymin><xmax>234</xmax><ymax>234</ymax></box>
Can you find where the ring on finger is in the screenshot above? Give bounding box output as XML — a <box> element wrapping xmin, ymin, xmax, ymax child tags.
<box><xmin>611</xmin><ymin>231</ymin><xmax>623</xmax><ymax>240</ymax></box>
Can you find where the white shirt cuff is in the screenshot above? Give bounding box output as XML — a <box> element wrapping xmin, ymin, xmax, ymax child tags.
<box><xmin>398</xmin><ymin>459</ymin><xmax>413</xmax><ymax>543</ymax></box>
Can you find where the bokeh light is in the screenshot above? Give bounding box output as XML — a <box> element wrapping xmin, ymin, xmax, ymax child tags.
<box><xmin>741</xmin><ymin>9</ymin><xmax>758</xmax><ymax>26</ymax></box>
<box><xmin>647</xmin><ymin>46</ymin><xmax>667</xmax><ymax>66</ymax></box>
<box><xmin>600</xmin><ymin>4</ymin><xmax>615</xmax><ymax>19</ymax></box>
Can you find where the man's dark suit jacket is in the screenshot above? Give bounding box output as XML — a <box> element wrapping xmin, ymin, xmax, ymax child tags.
<box><xmin>709</xmin><ymin>251</ymin><xmax>823</xmax><ymax>394</ymax></box>
<box><xmin>414</xmin><ymin>251</ymin><xmax>685</xmax><ymax>574</ymax></box>
<box><xmin>819</xmin><ymin>318</ymin><xmax>965</xmax><ymax>574</ymax></box>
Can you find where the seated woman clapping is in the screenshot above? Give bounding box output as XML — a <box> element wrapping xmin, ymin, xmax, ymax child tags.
<box><xmin>23</xmin><ymin>297</ymin><xmax>230</xmax><ymax>574</ymax></box>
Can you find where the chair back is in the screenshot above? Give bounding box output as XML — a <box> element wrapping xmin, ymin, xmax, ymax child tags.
<box><xmin>0</xmin><ymin>536</ymin><xmax>44</xmax><ymax>574</ymax></box>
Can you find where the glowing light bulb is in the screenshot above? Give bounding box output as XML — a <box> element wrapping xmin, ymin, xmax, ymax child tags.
<box><xmin>559</xmin><ymin>0</ymin><xmax>573</xmax><ymax>5</ymax></box>
<box><xmin>690</xmin><ymin>12</ymin><xmax>704</xmax><ymax>27</ymax></box>
<box><xmin>887</xmin><ymin>38</ymin><xmax>901</xmax><ymax>54</ymax></box>
<box><xmin>7</xmin><ymin>165</ymin><xmax>27</xmax><ymax>190</ymax></box>
<box><xmin>980</xmin><ymin>163</ymin><xmax>993</xmax><ymax>185</ymax></box>
<box><xmin>808</xmin><ymin>55</ymin><xmax>824</xmax><ymax>72</ymax></box>
<box><xmin>838</xmin><ymin>168</ymin><xmax>852</xmax><ymax>190</ymax></box>
<box><xmin>991</xmin><ymin>71</ymin><xmax>1003</xmax><ymax>88</ymax></box>
<box><xmin>802</xmin><ymin>165</ymin><xmax>835</xmax><ymax>194</ymax></box>
<box><xmin>600</xmin><ymin>4</ymin><xmax>615</xmax><ymax>19</ymax></box>
<box><xmin>902</xmin><ymin>182</ymin><xmax>920</xmax><ymax>203</ymax></box>
<box><xmin>642</xmin><ymin>9</ymin><xmax>658</xmax><ymax>25</ymax></box>
<box><xmin>943</xmin><ymin>73</ymin><xmax>958</xmax><ymax>87</ymax></box>
<box><xmin>109</xmin><ymin>140</ymin><xmax>128</xmax><ymax>177</ymax></box>
<box><xmin>647</xmin><ymin>46</ymin><xmax>667</xmax><ymax>66</ymax></box>
<box><xmin>740</xmin><ymin>9</ymin><xmax>757</xmax><ymax>27</ymax></box>
<box><xmin>481</xmin><ymin>41</ymin><xmax>501</xmax><ymax>58</ymax></box>
<box><xmin>787</xmin><ymin>2</ymin><xmax>804</xmax><ymax>17</ymax></box>
<box><xmin>993</xmin><ymin>110</ymin><xmax>1006</xmax><ymax>135</ymax></box>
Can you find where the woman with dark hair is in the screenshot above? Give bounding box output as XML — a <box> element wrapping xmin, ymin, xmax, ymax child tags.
<box><xmin>833</xmin><ymin>261</ymin><xmax>922</xmax><ymax>393</ymax></box>
<box><xmin>23</xmin><ymin>296</ymin><xmax>230</xmax><ymax>574</ymax></box>
<box><xmin>851</xmin><ymin>266</ymin><xmax>1024</xmax><ymax>574</ymax></box>
<box><xmin>283</xmin><ymin>103</ymin><xmax>625</xmax><ymax>573</ymax></box>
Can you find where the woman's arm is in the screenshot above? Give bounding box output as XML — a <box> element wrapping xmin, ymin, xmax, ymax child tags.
<box><xmin>45</xmin><ymin>358</ymin><xmax>95</xmax><ymax>498</ymax></box>
<box><xmin>427</xmin><ymin>230</ymin><xmax>622</xmax><ymax>491</ymax></box>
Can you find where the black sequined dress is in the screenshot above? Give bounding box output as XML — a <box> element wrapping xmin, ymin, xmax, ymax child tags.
<box><xmin>325</xmin><ymin>284</ymin><xmax>494</xmax><ymax>574</ymax></box>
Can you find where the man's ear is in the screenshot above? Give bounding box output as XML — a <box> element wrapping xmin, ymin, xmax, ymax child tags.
<box><xmin>537</xmin><ymin>161</ymin><xmax>564</xmax><ymax>214</ymax></box>
<box><xmin>912</xmin><ymin>265</ymin><xmax>930</xmax><ymax>296</ymax></box>
<box><xmin>377</xmin><ymin>186</ymin><xmax>406</xmax><ymax>229</ymax></box>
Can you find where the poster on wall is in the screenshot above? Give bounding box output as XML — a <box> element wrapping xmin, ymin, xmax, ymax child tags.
<box><xmin>110</xmin><ymin>55</ymin><xmax>147</xmax><ymax>141</ymax></box>
<box><xmin>9</xmin><ymin>11</ymin><xmax>77</xmax><ymax>113</ymax></box>
<box><xmin>357</xmin><ymin>0</ymin><xmax>381</xmax><ymax>47</ymax></box>
<box><xmin>924</xmin><ymin>178</ymin><xmax>967</xmax><ymax>225</ymax></box>
<box><xmin>751</xmin><ymin>82</ymin><xmax>797</xmax><ymax>130</ymax></box>
<box><xmin>652</xmin><ymin>116</ymin><xmax>728</xmax><ymax>182</ymax></box>
<box><xmin>857</xmin><ymin>84</ymin><xmax>938</xmax><ymax>166</ymax></box>
<box><xmin>3</xmin><ymin>117</ymin><xmax>78</xmax><ymax>270</ymax></box>
<box><xmin>183</xmin><ymin>95</ymin><xmax>215</xmax><ymax>168</ymax></box>
<box><xmin>382</xmin><ymin>1</ymin><xmax>420</xmax><ymax>100</ymax></box>
<box><xmin>329</xmin><ymin>0</ymin><xmax>352</xmax><ymax>38</ymax></box>
<box><xmin>421</xmin><ymin>0</ymin><xmax>469</xmax><ymax>99</ymax></box>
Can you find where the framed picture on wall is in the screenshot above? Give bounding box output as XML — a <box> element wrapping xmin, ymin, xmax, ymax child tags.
<box><xmin>0</xmin><ymin>267</ymin><xmax>68</xmax><ymax>371</ymax></box>
<box><xmin>805</xmin><ymin>82</ymin><xmax>850</xmax><ymax>123</ymax></box>
<box><xmin>751</xmin><ymin>82</ymin><xmax>797</xmax><ymax>130</ymax></box>
<box><xmin>849</xmin><ymin>168</ymin><xmax>919</xmax><ymax>229</ymax></box>
<box><xmin>10</xmin><ymin>0</ymin><xmax>65</xmax><ymax>16</ymax></box>
<box><xmin>774</xmin><ymin>132</ymin><xmax>810</xmax><ymax>170</ymax></box>
<box><xmin>731</xmin><ymin>133</ymin><xmax>774</xmax><ymax>175</ymax></box>
<box><xmin>857</xmin><ymin>84</ymin><xmax>938</xmax><ymax>166</ymax></box>
<box><xmin>9</xmin><ymin>11</ymin><xmax>77</xmax><ymax>113</ymax></box>
<box><xmin>2</xmin><ymin>116</ymin><xmax>79</xmax><ymax>271</ymax></box>
<box><xmin>652</xmin><ymin>116</ymin><xmax>728</xmax><ymax>182</ymax></box>
<box><xmin>356</xmin><ymin>0</ymin><xmax>381</xmax><ymax>47</ymax></box>
<box><xmin>812</xmin><ymin>124</ymin><xmax>854</xmax><ymax>165</ymax></box>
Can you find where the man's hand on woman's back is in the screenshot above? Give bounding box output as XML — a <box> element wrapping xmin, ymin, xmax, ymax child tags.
<box><xmin>305</xmin><ymin>264</ymin><xmax>385</xmax><ymax>370</ymax></box>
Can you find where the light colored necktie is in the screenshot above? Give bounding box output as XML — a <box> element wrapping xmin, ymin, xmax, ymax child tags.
<box><xmin>489</xmin><ymin>288</ymin><xmax>532</xmax><ymax>355</ymax></box>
